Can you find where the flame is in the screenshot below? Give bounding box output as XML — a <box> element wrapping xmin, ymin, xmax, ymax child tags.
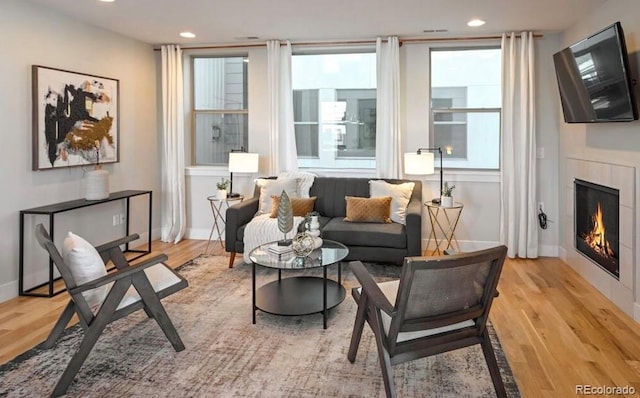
<box><xmin>581</xmin><ymin>202</ymin><xmax>615</xmax><ymax>258</ymax></box>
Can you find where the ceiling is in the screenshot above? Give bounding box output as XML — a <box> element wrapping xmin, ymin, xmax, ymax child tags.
<box><xmin>27</xmin><ymin>0</ymin><xmax>608</xmax><ymax>46</ymax></box>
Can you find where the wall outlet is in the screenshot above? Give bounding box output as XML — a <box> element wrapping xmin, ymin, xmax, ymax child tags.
<box><xmin>112</xmin><ymin>215</ymin><xmax>119</xmax><ymax>226</ymax></box>
<box><xmin>538</xmin><ymin>202</ymin><xmax>544</xmax><ymax>212</ymax></box>
<box><xmin>536</xmin><ymin>147</ymin><xmax>545</xmax><ymax>159</ymax></box>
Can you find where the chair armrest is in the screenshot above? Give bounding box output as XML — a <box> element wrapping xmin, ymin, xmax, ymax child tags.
<box><xmin>349</xmin><ymin>261</ymin><xmax>395</xmax><ymax>315</ymax></box>
<box><xmin>94</xmin><ymin>234</ymin><xmax>141</xmax><ymax>254</ymax></box>
<box><xmin>225</xmin><ymin>197</ymin><xmax>259</xmax><ymax>251</ymax></box>
<box><xmin>405</xmin><ymin>197</ymin><xmax>422</xmax><ymax>256</ymax></box>
<box><xmin>69</xmin><ymin>253</ymin><xmax>168</xmax><ymax>295</ymax></box>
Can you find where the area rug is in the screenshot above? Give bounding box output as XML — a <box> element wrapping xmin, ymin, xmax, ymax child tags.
<box><xmin>0</xmin><ymin>256</ymin><xmax>520</xmax><ymax>397</ymax></box>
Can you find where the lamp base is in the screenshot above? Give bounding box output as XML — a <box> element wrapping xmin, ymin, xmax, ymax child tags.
<box><xmin>431</xmin><ymin>197</ymin><xmax>441</xmax><ymax>204</ymax></box>
<box><xmin>227</xmin><ymin>192</ymin><xmax>241</xmax><ymax>198</ymax></box>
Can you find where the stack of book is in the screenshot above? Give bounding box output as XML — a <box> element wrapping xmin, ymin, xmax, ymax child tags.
<box><xmin>268</xmin><ymin>244</ymin><xmax>293</xmax><ymax>255</ymax></box>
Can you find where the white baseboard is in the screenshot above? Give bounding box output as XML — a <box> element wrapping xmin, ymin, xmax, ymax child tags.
<box><xmin>0</xmin><ymin>280</ymin><xmax>18</xmax><ymax>304</ymax></box>
<box><xmin>558</xmin><ymin>246</ymin><xmax>567</xmax><ymax>262</ymax></box>
<box><xmin>185</xmin><ymin>227</ymin><xmax>216</xmax><ymax>241</ymax></box>
<box><xmin>421</xmin><ymin>239</ymin><xmax>560</xmax><ymax>258</ymax></box>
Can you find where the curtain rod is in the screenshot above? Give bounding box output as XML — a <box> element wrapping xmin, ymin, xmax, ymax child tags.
<box><xmin>153</xmin><ymin>33</ymin><xmax>543</xmax><ymax>51</ymax></box>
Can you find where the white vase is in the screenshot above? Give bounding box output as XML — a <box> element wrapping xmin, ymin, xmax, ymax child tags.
<box><xmin>440</xmin><ymin>196</ymin><xmax>453</xmax><ymax>207</ymax></box>
<box><xmin>216</xmin><ymin>189</ymin><xmax>227</xmax><ymax>200</ymax></box>
<box><xmin>85</xmin><ymin>167</ymin><xmax>109</xmax><ymax>200</ymax></box>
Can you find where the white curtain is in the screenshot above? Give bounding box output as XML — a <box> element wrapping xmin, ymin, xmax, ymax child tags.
<box><xmin>160</xmin><ymin>44</ymin><xmax>186</xmax><ymax>243</ymax></box>
<box><xmin>267</xmin><ymin>40</ymin><xmax>297</xmax><ymax>175</ymax></box>
<box><xmin>500</xmin><ymin>32</ymin><xmax>537</xmax><ymax>258</ymax></box>
<box><xmin>375</xmin><ymin>36</ymin><xmax>402</xmax><ymax>178</ymax></box>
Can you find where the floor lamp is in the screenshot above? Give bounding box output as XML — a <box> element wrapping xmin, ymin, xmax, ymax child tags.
<box><xmin>404</xmin><ymin>147</ymin><xmax>443</xmax><ymax>204</ymax></box>
<box><xmin>228</xmin><ymin>149</ymin><xmax>259</xmax><ymax>198</ymax></box>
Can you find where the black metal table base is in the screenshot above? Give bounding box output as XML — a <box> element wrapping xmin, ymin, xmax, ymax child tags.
<box><xmin>252</xmin><ymin>265</ymin><xmax>346</xmax><ymax>329</ymax></box>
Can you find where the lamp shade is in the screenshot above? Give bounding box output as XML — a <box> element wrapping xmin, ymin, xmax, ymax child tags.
<box><xmin>404</xmin><ymin>152</ymin><xmax>435</xmax><ymax>175</ymax></box>
<box><xmin>228</xmin><ymin>152</ymin><xmax>259</xmax><ymax>173</ymax></box>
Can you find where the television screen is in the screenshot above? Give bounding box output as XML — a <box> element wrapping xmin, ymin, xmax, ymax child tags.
<box><xmin>553</xmin><ymin>22</ymin><xmax>638</xmax><ymax>123</ymax></box>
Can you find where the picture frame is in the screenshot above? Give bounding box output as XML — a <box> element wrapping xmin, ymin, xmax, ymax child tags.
<box><xmin>32</xmin><ymin>65</ymin><xmax>120</xmax><ymax>170</ymax></box>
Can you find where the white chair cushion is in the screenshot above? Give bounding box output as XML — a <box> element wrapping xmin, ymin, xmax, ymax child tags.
<box><xmin>255</xmin><ymin>178</ymin><xmax>299</xmax><ymax>215</ymax></box>
<box><xmin>62</xmin><ymin>232</ymin><xmax>108</xmax><ymax>311</ymax></box>
<box><xmin>359</xmin><ymin>280</ymin><xmax>475</xmax><ymax>343</ymax></box>
<box><xmin>369</xmin><ymin>180</ymin><xmax>415</xmax><ymax>225</ymax></box>
<box><xmin>116</xmin><ymin>263</ymin><xmax>182</xmax><ymax>310</ymax></box>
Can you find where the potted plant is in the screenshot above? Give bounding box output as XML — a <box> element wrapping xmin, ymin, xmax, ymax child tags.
<box><xmin>440</xmin><ymin>182</ymin><xmax>455</xmax><ymax>207</ymax></box>
<box><xmin>216</xmin><ymin>178</ymin><xmax>230</xmax><ymax>200</ymax></box>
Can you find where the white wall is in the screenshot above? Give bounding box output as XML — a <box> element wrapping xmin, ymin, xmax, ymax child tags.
<box><xmin>557</xmin><ymin>0</ymin><xmax>640</xmax><ymax>319</ymax></box>
<box><xmin>0</xmin><ymin>0</ymin><xmax>159</xmax><ymax>302</ymax></box>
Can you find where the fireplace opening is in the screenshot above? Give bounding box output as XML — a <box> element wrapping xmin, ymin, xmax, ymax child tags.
<box><xmin>574</xmin><ymin>179</ymin><xmax>620</xmax><ymax>279</ymax></box>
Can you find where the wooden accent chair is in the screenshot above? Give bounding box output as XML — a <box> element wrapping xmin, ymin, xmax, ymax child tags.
<box><xmin>34</xmin><ymin>224</ymin><xmax>188</xmax><ymax>397</ymax></box>
<box><xmin>347</xmin><ymin>245</ymin><xmax>508</xmax><ymax>398</ymax></box>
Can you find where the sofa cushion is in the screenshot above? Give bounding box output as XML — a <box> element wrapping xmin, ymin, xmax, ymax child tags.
<box><xmin>255</xmin><ymin>178</ymin><xmax>298</xmax><ymax>215</ymax></box>
<box><xmin>322</xmin><ymin>218</ymin><xmax>406</xmax><ymax>249</ymax></box>
<box><xmin>369</xmin><ymin>180</ymin><xmax>415</xmax><ymax>225</ymax></box>
<box><xmin>270</xmin><ymin>196</ymin><xmax>317</xmax><ymax>217</ymax></box>
<box><xmin>344</xmin><ymin>196</ymin><xmax>392</xmax><ymax>223</ymax></box>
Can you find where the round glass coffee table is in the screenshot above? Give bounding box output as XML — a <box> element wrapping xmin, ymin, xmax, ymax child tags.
<box><xmin>249</xmin><ymin>239</ymin><xmax>349</xmax><ymax>329</ymax></box>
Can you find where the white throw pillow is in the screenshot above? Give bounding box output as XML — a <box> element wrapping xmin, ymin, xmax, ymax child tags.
<box><xmin>277</xmin><ymin>171</ymin><xmax>316</xmax><ymax>198</ymax></box>
<box><xmin>369</xmin><ymin>180</ymin><xmax>415</xmax><ymax>225</ymax></box>
<box><xmin>62</xmin><ymin>232</ymin><xmax>108</xmax><ymax>311</ymax></box>
<box><xmin>255</xmin><ymin>178</ymin><xmax>299</xmax><ymax>215</ymax></box>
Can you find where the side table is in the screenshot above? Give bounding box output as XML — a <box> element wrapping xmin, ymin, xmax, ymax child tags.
<box><xmin>425</xmin><ymin>201</ymin><xmax>464</xmax><ymax>255</ymax></box>
<box><xmin>205</xmin><ymin>195</ymin><xmax>244</xmax><ymax>254</ymax></box>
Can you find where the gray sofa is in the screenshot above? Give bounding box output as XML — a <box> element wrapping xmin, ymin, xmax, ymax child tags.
<box><xmin>225</xmin><ymin>177</ymin><xmax>422</xmax><ymax>266</ymax></box>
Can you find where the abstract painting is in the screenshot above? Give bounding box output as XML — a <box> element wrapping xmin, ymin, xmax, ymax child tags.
<box><xmin>32</xmin><ymin>65</ymin><xmax>119</xmax><ymax>170</ymax></box>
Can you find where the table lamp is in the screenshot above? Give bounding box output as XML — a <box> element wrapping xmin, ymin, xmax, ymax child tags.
<box><xmin>228</xmin><ymin>149</ymin><xmax>259</xmax><ymax>198</ymax></box>
<box><xmin>404</xmin><ymin>147</ymin><xmax>443</xmax><ymax>204</ymax></box>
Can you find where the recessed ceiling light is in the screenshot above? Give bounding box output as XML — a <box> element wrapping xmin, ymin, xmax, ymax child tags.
<box><xmin>180</xmin><ymin>32</ymin><xmax>196</xmax><ymax>38</ymax></box>
<box><xmin>98</xmin><ymin>0</ymin><xmax>115</xmax><ymax>2</ymax></box>
<box><xmin>467</xmin><ymin>19</ymin><xmax>486</xmax><ymax>27</ymax></box>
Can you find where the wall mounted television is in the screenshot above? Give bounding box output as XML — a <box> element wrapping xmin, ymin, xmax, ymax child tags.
<box><xmin>553</xmin><ymin>22</ymin><xmax>638</xmax><ymax>123</ymax></box>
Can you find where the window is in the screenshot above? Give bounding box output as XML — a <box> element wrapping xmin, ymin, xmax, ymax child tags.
<box><xmin>292</xmin><ymin>53</ymin><xmax>376</xmax><ymax>169</ymax></box>
<box><xmin>192</xmin><ymin>56</ymin><xmax>248</xmax><ymax>165</ymax></box>
<box><xmin>430</xmin><ymin>48</ymin><xmax>501</xmax><ymax>169</ymax></box>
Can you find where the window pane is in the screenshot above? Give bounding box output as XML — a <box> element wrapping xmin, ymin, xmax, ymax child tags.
<box><xmin>194</xmin><ymin>113</ymin><xmax>248</xmax><ymax>165</ymax></box>
<box><xmin>433</xmin><ymin>111</ymin><xmax>500</xmax><ymax>169</ymax></box>
<box><xmin>431</xmin><ymin>48</ymin><xmax>501</xmax><ymax>169</ymax></box>
<box><xmin>295</xmin><ymin>124</ymin><xmax>319</xmax><ymax>157</ymax></box>
<box><xmin>293</xmin><ymin>90</ymin><xmax>318</xmax><ymax>122</ymax></box>
<box><xmin>431</xmin><ymin>49</ymin><xmax>501</xmax><ymax>108</ymax></box>
<box><xmin>292</xmin><ymin>53</ymin><xmax>376</xmax><ymax>169</ymax></box>
<box><xmin>194</xmin><ymin>57</ymin><xmax>247</xmax><ymax>110</ymax></box>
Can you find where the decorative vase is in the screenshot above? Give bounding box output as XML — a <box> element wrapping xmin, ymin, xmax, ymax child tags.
<box><xmin>216</xmin><ymin>189</ymin><xmax>227</xmax><ymax>200</ymax></box>
<box><xmin>440</xmin><ymin>196</ymin><xmax>453</xmax><ymax>208</ymax></box>
<box><xmin>85</xmin><ymin>166</ymin><xmax>109</xmax><ymax>200</ymax></box>
<box><xmin>307</xmin><ymin>215</ymin><xmax>323</xmax><ymax>249</ymax></box>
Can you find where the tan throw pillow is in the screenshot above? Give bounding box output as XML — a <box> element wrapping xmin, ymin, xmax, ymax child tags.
<box><xmin>344</xmin><ymin>196</ymin><xmax>392</xmax><ymax>223</ymax></box>
<box><xmin>270</xmin><ymin>196</ymin><xmax>317</xmax><ymax>217</ymax></box>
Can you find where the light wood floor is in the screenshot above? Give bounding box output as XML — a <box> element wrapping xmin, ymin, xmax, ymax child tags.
<box><xmin>1</xmin><ymin>240</ymin><xmax>639</xmax><ymax>397</ymax></box>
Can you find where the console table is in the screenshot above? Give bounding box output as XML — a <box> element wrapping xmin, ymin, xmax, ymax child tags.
<box><xmin>19</xmin><ymin>190</ymin><xmax>152</xmax><ymax>297</ymax></box>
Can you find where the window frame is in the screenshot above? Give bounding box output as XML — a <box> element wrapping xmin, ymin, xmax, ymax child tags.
<box><xmin>291</xmin><ymin>48</ymin><xmax>377</xmax><ymax>170</ymax></box>
<box><xmin>190</xmin><ymin>55</ymin><xmax>249</xmax><ymax>166</ymax></box>
<box><xmin>429</xmin><ymin>46</ymin><xmax>502</xmax><ymax>170</ymax></box>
